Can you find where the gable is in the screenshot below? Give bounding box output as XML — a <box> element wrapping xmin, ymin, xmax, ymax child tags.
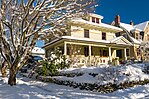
<box><xmin>113</xmin><ymin>39</ymin><xmax>129</xmax><ymax>45</ymax></box>
<box><xmin>111</xmin><ymin>36</ymin><xmax>132</xmax><ymax>45</ymax></box>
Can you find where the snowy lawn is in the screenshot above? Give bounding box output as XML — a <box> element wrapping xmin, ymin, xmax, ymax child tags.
<box><xmin>0</xmin><ymin>74</ymin><xmax>149</xmax><ymax>99</ymax></box>
<box><xmin>57</xmin><ymin>63</ymin><xmax>149</xmax><ymax>85</ymax></box>
<box><xmin>1</xmin><ymin>63</ymin><xmax>149</xmax><ymax>99</ymax></box>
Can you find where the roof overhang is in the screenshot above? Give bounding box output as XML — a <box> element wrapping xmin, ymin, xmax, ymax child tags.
<box><xmin>71</xmin><ymin>19</ymin><xmax>123</xmax><ymax>33</ymax></box>
<box><xmin>43</xmin><ymin>36</ymin><xmax>132</xmax><ymax>49</ymax></box>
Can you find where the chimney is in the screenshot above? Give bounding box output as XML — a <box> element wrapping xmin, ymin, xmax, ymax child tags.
<box><xmin>130</xmin><ymin>21</ymin><xmax>134</xmax><ymax>26</ymax></box>
<box><xmin>115</xmin><ymin>15</ymin><xmax>120</xmax><ymax>26</ymax></box>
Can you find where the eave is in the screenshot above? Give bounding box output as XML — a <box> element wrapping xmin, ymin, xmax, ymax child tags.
<box><xmin>71</xmin><ymin>19</ymin><xmax>123</xmax><ymax>33</ymax></box>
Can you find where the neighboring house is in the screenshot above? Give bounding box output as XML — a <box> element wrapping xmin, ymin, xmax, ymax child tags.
<box><xmin>43</xmin><ymin>13</ymin><xmax>132</xmax><ymax>66</ymax></box>
<box><xmin>135</xmin><ymin>21</ymin><xmax>149</xmax><ymax>42</ymax></box>
<box><xmin>32</xmin><ymin>47</ymin><xmax>45</xmax><ymax>58</ymax></box>
<box><xmin>112</xmin><ymin>15</ymin><xmax>145</xmax><ymax>60</ymax></box>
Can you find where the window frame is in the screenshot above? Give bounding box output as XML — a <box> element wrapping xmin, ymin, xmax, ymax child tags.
<box><xmin>96</xmin><ymin>18</ymin><xmax>99</xmax><ymax>24</ymax></box>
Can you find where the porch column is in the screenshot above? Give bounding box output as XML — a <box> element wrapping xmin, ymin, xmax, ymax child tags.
<box><xmin>109</xmin><ymin>47</ymin><xmax>112</xmax><ymax>62</ymax></box>
<box><xmin>89</xmin><ymin>45</ymin><xmax>92</xmax><ymax>65</ymax></box>
<box><xmin>124</xmin><ymin>48</ymin><xmax>127</xmax><ymax>60</ymax></box>
<box><xmin>64</xmin><ymin>42</ymin><xmax>67</xmax><ymax>55</ymax></box>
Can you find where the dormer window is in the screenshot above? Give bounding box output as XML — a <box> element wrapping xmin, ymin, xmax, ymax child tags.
<box><xmin>96</xmin><ymin>18</ymin><xmax>99</xmax><ymax>24</ymax></box>
<box><xmin>92</xmin><ymin>17</ymin><xmax>100</xmax><ymax>24</ymax></box>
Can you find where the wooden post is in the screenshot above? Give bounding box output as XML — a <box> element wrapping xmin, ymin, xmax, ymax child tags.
<box><xmin>109</xmin><ymin>47</ymin><xmax>112</xmax><ymax>62</ymax></box>
<box><xmin>64</xmin><ymin>42</ymin><xmax>67</xmax><ymax>55</ymax></box>
<box><xmin>124</xmin><ymin>48</ymin><xmax>127</xmax><ymax>60</ymax></box>
<box><xmin>89</xmin><ymin>45</ymin><xmax>92</xmax><ymax>65</ymax></box>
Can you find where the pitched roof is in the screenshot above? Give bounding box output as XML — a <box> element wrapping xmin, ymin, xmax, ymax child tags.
<box><xmin>134</xmin><ymin>21</ymin><xmax>149</xmax><ymax>31</ymax></box>
<box><xmin>120</xmin><ymin>22</ymin><xmax>134</xmax><ymax>32</ymax></box>
<box><xmin>129</xmin><ymin>36</ymin><xmax>141</xmax><ymax>44</ymax></box>
<box><xmin>32</xmin><ymin>47</ymin><xmax>45</xmax><ymax>54</ymax></box>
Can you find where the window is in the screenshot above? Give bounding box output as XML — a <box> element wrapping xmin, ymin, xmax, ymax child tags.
<box><xmin>84</xmin><ymin>46</ymin><xmax>89</xmax><ymax>57</ymax></box>
<box><xmin>103</xmin><ymin>50</ymin><xmax>108</xmax><ymax>57</ymax></box>
<box><xmin>84</xmin><ymin>29</ymin><xmax>89</xmax><ymax>38</ymax></box>
<box><xmin>96</xmin><ymin>18</ymin><xmax>99</xmax><ymax>24</ymax></box>
<box><xmin>67</xmin><ymin>47</ymin><xmax>70</xmax><ymax>55</ymax></box>
<box><xmin>136</xmin><ymin>33</ymin><xmax>139</xmax><ymax>39</ymax></box>
<box><xmin>137</xmin><ymin>48</ymin><xmax>141</xmax><ymax>56</ymax></box>
<box><xmin>92</xmin><ymin>17</ymin><xmax>100</xmax><ymax>24</ymax></box>
<box><xmin>116</xmin><ymin>32</ymin><xmax>121</xmax><ymax>37</ymax></box>
<box><xmin>100</xmin><ymin>49</ymin><xmax>108</xmax><ymax>57</ymax></box>
<box><xmin>102</xmin><ymin>32</ymin><xmax>106</xmax><ymax>40</ymax></box>
<box><xmin>126</xmin><ymin>49</ymin><xmax>130</xmax><ymax>56</ymax></box>
<box><xmin>92</xmin><ymin>17</ymin><xmax>95</xmax><ymax>23</ymax></box>
<box><xmin>147</xmin><ymin>34</ymin><xmax>149</xmax><ymax>41</ymax></box>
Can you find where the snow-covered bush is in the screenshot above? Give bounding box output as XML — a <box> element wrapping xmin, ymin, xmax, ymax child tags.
<box><xmin>48</xmin><ymin>48</ymin><xmax>71</xmax><ymax>69</ymax></box>
<box><xmin>38</xmin><ymin>48</ymin><xmax>71</xmax><ymax>76</ymax></box>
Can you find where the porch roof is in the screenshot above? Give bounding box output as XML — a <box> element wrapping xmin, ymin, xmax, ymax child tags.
<box><xmin>43</xmin><ymin>36</ymin><xmax>132</xmax><ymax>48</ymax></box>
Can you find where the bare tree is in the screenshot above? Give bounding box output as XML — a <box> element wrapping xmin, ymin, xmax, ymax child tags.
<box><xmin>0</xmin><ymin>0</ymin><xmax>96</xmax><ymax>86</ymax></box>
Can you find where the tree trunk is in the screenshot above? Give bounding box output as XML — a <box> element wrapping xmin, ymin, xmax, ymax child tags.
<box><xmin>8</xmin><ymin>67</ymin><xmax>16</xmax><ymax>86</ymax></box>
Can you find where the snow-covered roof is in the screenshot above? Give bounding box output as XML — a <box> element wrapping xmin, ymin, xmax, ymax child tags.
<box><xmin>134</xmin><ymin>21</ymin><xmax>149</xmax><ymax>31</ymax></box>
<box><xmin>89</xmin><ymin>13</ymin><xmax>104</xmax><ymax>19</ymax></box>
<box><xmin>120</xmin><ymin>22</ymin><xmax>142</xmax><ymax>32</ymax></box>
<box><xmin>120</xmin><ymin>22</ymin><xmax>135</xmax><ymax>32</ymax></box>
<box><xmin>129</xmin><ymin>36</ymin><xmax>141</xmax><ymax>44</ymax></box>
<box><xmin>43</xmin><ymin>36</ymin><xmax>132</xmax><ymax>48</ymax></box>
<box><xmin>32</xmin><ymin>47</ymin><xmax>45</xmax><ymax>54</ymax></box>
<box><xmin>71</xmin><ymin>19</ymin><xmax>123</xmax><ymax>32</ymax></box>
<box><xmin>141</xmin><ymin>41</ymin><xmax>149</xmax><ymax>48</ymax></box>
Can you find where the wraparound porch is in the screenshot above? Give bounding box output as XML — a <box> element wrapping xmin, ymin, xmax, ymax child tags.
<box><xmin>57</xmin><ymin>41</ymin><xmax>130</xmax><ymax>66</ymax></box>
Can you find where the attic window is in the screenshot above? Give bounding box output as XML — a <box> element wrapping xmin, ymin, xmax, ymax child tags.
<box><xmin>92</xmin><ymin>17</ymin><xmax>100</xmax><ymax>24</ymax></box>
<box><xmin>96</xmin><ymin>18</ymin><xmax>99</xmax><ymax>24</ymax></box>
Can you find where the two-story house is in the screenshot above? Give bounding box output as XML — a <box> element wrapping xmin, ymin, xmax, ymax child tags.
<box><xmin>43</xmin><ymin>13</ymin><xmax>132</xmax><ymax>66</ymax></box>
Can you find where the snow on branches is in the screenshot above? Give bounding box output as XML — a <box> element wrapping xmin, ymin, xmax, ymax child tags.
<box><xmin>0</xmin><ymin>0</ymin><xmax>97</xmax><ymax>85</ymax></box>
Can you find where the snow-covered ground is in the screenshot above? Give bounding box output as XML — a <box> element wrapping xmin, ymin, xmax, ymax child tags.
<box><xmin>57</xmin><ymin>63</ymin><xmax>149</xmax><ymax>85</ymax></box>
<box><xmin>0</xmin><ymin>75</ymin><xmax>149</xmax><ymax>99</ymax></box>
<box><xmin>0</xmin><ymin>63</ymin><xmax>149</xmax><ymax>99</ymax></box>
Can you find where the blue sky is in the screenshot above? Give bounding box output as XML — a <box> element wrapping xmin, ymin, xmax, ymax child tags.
<box><xmin>96</xmin><ymin>0</ymin><xmax>149</xmax><ymax>24</ymax></box>
<box><xmin>36</xmin><ymin>0</ymin><xmax>149</xmax><ymax>48</ymax></box>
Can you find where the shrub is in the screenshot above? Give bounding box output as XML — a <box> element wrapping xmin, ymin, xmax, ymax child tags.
<box><xmin>38</xmin><ymin>48</ymin><xmax>70</xmax><ymax>76</ymax></box>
